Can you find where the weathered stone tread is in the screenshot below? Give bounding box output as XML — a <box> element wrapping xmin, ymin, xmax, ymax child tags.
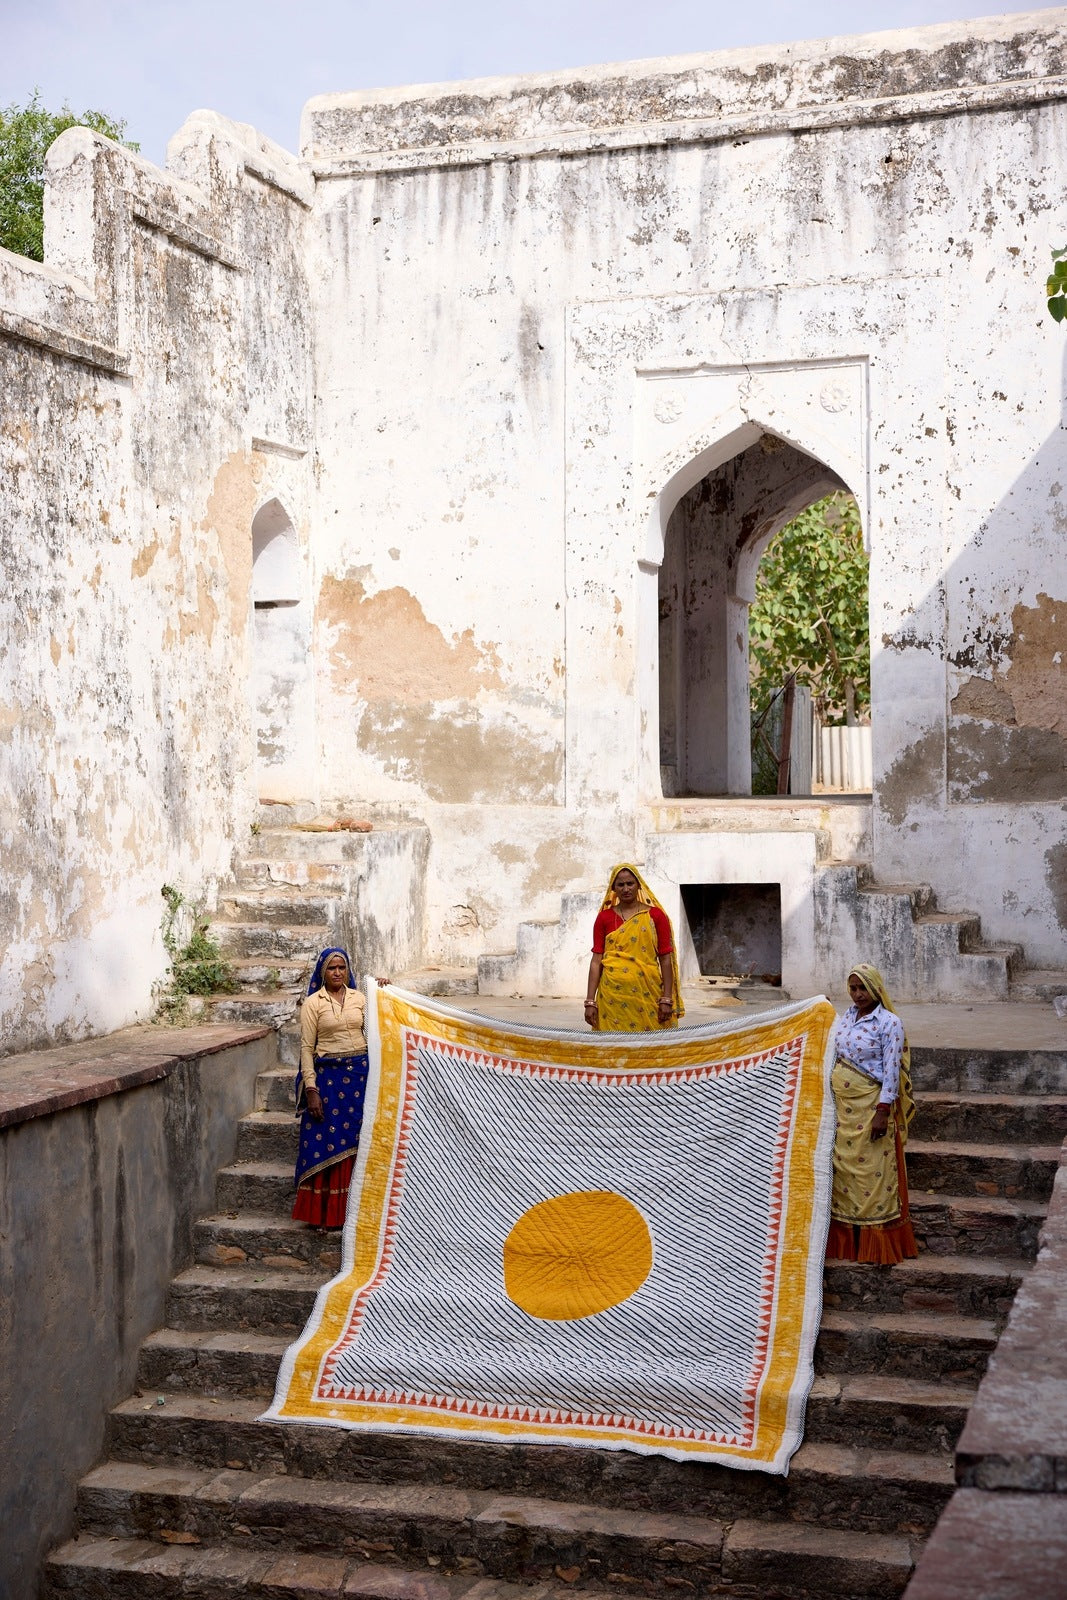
<box><xmin>44</xmin><ymin>1539</ymin><xmax>596</xmax><ymax>1600</ymax></box>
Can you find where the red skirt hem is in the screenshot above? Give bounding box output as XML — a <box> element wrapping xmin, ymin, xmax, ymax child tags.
<box><xmin>825</xmin><ymin>1216</ymin><xmax>919</xmax><ymax>1264</ymax></box>
<box><xmin>292</xmin><ymin>1154</ymin><xmax>354</xmax><ymax>1227</ymax></box>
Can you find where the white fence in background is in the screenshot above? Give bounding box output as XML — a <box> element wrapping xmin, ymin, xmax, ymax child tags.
<box><xmin>813</xmin><ymin>720</ymin><xmax>873</xmax><ymax>792</ymax></box>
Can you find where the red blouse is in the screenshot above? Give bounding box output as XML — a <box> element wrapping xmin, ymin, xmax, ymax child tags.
<box><xmin>592</xmin><ymin>905</ymin><xmax>673</xmax><ymax>955</ymax></box>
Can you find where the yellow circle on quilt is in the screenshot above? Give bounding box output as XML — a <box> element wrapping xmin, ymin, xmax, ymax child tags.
<box><xmin>502</xmin><ymin>1190</ymin><xmax>652</xmax><ymax>1321</ymax></box>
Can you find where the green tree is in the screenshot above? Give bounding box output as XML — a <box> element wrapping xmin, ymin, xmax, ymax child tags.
<box><xmin>748</xmin><ymin>492</ymin><xmax>871</xmax><ymax>727</ymax></box>
<box><xmin>0</xmin><ymin>89</ymin><xmax>138</xmax><ymax>261</ymax></box>
<box><xmin>1048</xmin><ymin>247</ymin><xmax>1067</xmax><ymax>322</ymax></box>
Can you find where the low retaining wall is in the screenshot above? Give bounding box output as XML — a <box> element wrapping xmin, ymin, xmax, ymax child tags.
<box><xmin>0</xmin><ymin>1023</ymin><xmax>274</xmax><ymax>1599</ymax></box>
<box><xmin>906</xmin><ymin>1085</ymin><xmax>1067</xmax><ymax>1598</ymax></box>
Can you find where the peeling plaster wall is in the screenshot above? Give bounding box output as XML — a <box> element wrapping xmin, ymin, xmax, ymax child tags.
<box><xmin>0</xmin><ymin>117</ymin><xmax>313</xmax><ymax>1051</ymax></box>
<box><xmin>5</xmin><ymin>12</ymin><xmax>1067</xmax><ymax>1035</ymax></box>
<box><xmin>301</xmin><ymin>11</ymin><xmax>1067</xmax><ymax>969</ymax></box>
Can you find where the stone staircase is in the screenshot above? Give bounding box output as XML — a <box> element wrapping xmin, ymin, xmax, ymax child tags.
<box><xmin>42</xmin><ymin>1038</ymin><xmax>1067</xmax><ymax>1600</ymax></box>
<box><xmin>201</xmin><ymin>821</ymin><xmax>432</xmax><ymax>1029</ymax></box>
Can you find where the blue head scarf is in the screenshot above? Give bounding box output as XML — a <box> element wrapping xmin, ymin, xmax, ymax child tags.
<box><xmin>306</xmin><ymin>947</ymin><xmax>357</xmax><ymax>996</ymax></box>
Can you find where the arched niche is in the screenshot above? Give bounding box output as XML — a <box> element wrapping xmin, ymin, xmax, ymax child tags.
<box><xmin>249</xmin><ymin>498</ymin><xmax>313</xmax><ymax>798</ymax></box>
<box><xmin>252</xmin><ymin>498</ymin><xmax>301</xmax><ymax>605</ymax></box>
<box><xmin>656</xmin><ymin>429</ymin><xmax>848</xmax><ymax>797</ymax></box>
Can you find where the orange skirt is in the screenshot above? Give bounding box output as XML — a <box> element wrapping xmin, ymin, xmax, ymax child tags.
<box><xmin>292</xmin><ymin>1154</ymin><xmax>355</xmax><ymax>1227</ymax></box>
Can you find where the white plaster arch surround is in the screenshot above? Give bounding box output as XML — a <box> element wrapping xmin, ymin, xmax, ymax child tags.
<box><xmin>564</xmin><ymin>281</ymin><xmax>943</xmax><ymax>816</ymax></box>
<box><xmin>638</xmin><ymin>380</ymin><xmax>869</xmax><ymax>573</ymax></box>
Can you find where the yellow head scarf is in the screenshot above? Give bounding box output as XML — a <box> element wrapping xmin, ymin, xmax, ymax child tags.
<box><xmin>848</xmin><ymin>963</ymin><xmax>915</xmax><ymax>1134</ymax></box>
<box><xmin>602</xmin><ymin>863</ymin><xmax>685</xmax><ymax>1020</ymax></box>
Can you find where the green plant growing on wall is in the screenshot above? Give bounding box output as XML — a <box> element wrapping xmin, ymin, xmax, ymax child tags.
<box><xmin>1048</xmin><ymin>247</ymin><xmax>1067</xmax><ymax>322</ymax></box>
<box><xmin>748</xmin><ymin>492</ymin><xmax>871</xmax><ymax>728</ymax></box>
<box><xmin>0</xmin><ymin>89</ymin><xmax>138</xmax><ymax>260</ymax></box>
<box><xmin>154</xmin><ymin>884</ymin><xmax>237</xmax><ymax>1023</ymax></box>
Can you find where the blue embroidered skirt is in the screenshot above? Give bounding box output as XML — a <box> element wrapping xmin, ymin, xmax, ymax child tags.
<box><xmin>294</xmin><ymin>1052</ymin><xmax>369</xmax><ymax>1188</ymax></box>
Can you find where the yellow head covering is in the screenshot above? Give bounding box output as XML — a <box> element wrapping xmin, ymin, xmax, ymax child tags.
<box><xmin>848</xmin><ymin>962</ymin><xmax>915</xmax><ymax>1135</ymax></box>
<box><xmin>602</xmin><ymin>863</ymin><xmax>685</xmax><ymax>1020</ymax></box>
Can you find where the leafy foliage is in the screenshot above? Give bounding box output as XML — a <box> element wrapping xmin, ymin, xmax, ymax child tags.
<box><xmin>1048</xmin><ymin>247</ymin><xmax>1067</xmax><ymax>323</ymax></box>
<box><xmin>0</xmin><ymin>89</ymin><xmax>138</xmax><ymax>261</ymax></box>
<box><xmin>748</xmin><ymin>493</ymin><xmax>871</xmax><ymax>727</ymax></box>
<box><xmin>155</xmin><ymin>884</ymin><xmax>237</xmax><ymax>1023</ymax></box>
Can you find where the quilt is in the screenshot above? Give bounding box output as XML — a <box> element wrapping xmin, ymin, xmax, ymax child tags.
<box><xmin>265</xmin><ymin>983</ymin><xmax>837</xmax><ymax>1474</ymax></box>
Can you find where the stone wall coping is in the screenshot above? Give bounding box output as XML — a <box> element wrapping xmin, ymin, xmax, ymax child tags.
<box><xmin>301</xmin><ymin>9</ymin><xmax>1067</xmax><ymax>168</ymax></box>
<box><xmin>0</xmin><ymin>1023</ymin><xmax>272</xmax><ymax>1132</ymax></box>
<box><xmin>954</xmin><ymin>1148</ymin><xmax>1067</xmax><ymax>1491</ymax></box>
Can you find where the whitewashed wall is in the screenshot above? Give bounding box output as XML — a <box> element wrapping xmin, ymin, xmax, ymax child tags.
<box><xmin>0</xmin><ymin>115</ymin><xmax>314</xmax><ymax>1050</ymax></box>
<box><xmin>3</xmin><ymin>12</ymin><xmax>1067</xmax><ymax>1048</ymax></box>
<box><xmin>301</xmin><ymin>11</ymin><xmax>1067</xmax><ymax>974</ymax></box>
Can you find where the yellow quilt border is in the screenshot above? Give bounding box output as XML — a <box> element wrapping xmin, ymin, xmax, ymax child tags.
<box><xmin>275</xmin><ymin>989</ymin><xmax>836</xmax><ymax>1466</ymax></box>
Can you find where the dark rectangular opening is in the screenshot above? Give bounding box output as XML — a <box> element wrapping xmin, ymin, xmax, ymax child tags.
<box><xmin>680</xmin><ymin>883</ymin><xmax>782</xmax><ymax>982</ymax></box>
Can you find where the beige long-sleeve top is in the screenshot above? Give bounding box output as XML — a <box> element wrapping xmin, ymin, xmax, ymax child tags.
<box><xmin>299</xmin><ymin>987</ymin><xmax>368</xmax><ymax>1088</ymax></box>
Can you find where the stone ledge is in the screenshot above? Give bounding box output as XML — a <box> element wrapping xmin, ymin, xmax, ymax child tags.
<box><xmin>0</xmin><ymin>1023</ymin><xmax>272</xmax><ymax>1131</ymax></box>
<box><xmin>903</xmin><ymin>1488</ymin><xmax>1067</xmax><ymax>1599</ymax></box>
<box><xmin>952</xmin><ymin>1155</ymin><xmax>1067</xmax><ymax>1489</ymax></box>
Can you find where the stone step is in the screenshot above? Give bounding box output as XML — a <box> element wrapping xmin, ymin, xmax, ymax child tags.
<box><xmin>138</xmin><ymin>1296</ymin><xmax>992</xmax><ymax>1407</ymax></box>
<box><xmin>64</xmin><ymin>1459</ymin><xmax>726</xmax><ymax>1587</ymax></box>
<box><xmin>43</xmin><ymin>1542</ymin><xmax>479</xmax><ymax>1600</ymax></box>
<box><xmin>805</xmin><ymin>1372</ymin><xmax>973</xmax><ymax>1455</ymax></box>
<box><xmin>236</xmin><ymin>1110</ymin><xmax>298</xmax><ymax>1163</ymax></box>
<box><xmin>245</xmin><ymin>827</ymin><xmax>415</xmax><ymax>862</ymax></box>
<box><xmin>98</xmin><ymin>1399</ymin><xmax>949</xmax><ymax>1538</ymax></box>
<box><xmin>1008</xmin><ymin>967</ymin><xmax>1067</xmax><ymax>1001</ymax></box>
<box><xmin>195</xmin><ymin>1212</ymin><xmax>342</xmax><ymax>1273</ymax></box>
<box><xmin>909</xmin><ymin>1190</ymin><xmax>1046</xmax><ymax>1259</ymax></box>
<box><xmin>822</xmin><ymin>1253</ymin><xmax>1028</xmax><ymax>1321</ymax></box>
<box><xmin>235</xmin><ymin>858</ymin><xmax>351</xmax><ymax>889</ymax></box>
<box><xmin>217</xmin><ymin>888</ymin><xmax>340</xmax><ymax>927</ymax></box>
<box><xmin>166</xmin><ymin>1264</ymin><xmax>320</xmax><ymax>1336</ymax></box>
<box><xmin>213</xmin><ymin>922</ymin><xmax>327</xmax><ymax>961</ymax></box>
<box><xmin>909</xmin><ymin>1048</ymin><xmax>1067</xmax><ymax>1096</ymax></box>
<box><xmin>137</xmin><ymin>1328</ymin><xmax>288</xmax><ymax>1400</ymax></box>
<box><xmin>914</xmin><ymin>1092</ymin><xmax>1067</xmax><ymax>1144</ymax></box>
<box><xmin>904</xmin><ymin>1139</ymin><xmax>1060</xmax><ymax>1201</ymax></box>
<box><xmin>227</xmin><ymin>958</ymin><xmax>308</xmax><ymax>995</ymax></box>
<box><xmin>391</xmin><ymin>967</ymin><xmax>480</xmax><ymax>997</ymax></box>
<box><xmin>215</xmin><ymin>1160</ymin><xmax>296</xmax><ymax>1215</ymax></box>
<box><xmin>45</xmin><ymin>1516</ymin><xmax>916</xmax><ymax>1600</ymax></box>
<box><xmin>198</xmin><ymin>1181</ymin><xmax>1050</xmax><ymax>1267</ymax></box>
<box><xmin>166</xmin><ymin>1247</ymin><xmax>1019</xmax><ymax>1351</ymax></box>
<box><xmin>815</xmin><ymin>1309</ymin><xmax>998</xmax><ymax>1382</ymax></box>
<box><xmin>255</xmin><ymin>1064</ymin><xmax>297</xmax><ymax>1110</ymax></box>
<box><xmin>202</xmin><ymin>994</ymin><xmax>301</xmax><ymax>1028</ymax></box>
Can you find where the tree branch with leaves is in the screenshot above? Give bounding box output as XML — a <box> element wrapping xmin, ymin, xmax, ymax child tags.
<box><xmin>0</xmin><ymin>89</ymin><xmax>137</xmax><ymax>261</ymax></box>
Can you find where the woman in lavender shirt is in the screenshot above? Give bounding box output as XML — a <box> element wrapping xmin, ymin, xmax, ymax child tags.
<box><xmin>825</xmin><ymin>963</ymin><xmax>918</xmax><ymax>1264</ymax></box>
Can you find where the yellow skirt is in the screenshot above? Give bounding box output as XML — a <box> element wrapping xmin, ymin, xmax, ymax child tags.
<box><xmin>826</xmin><ymin>1058</ymin><xmax>918</xmax><ymax>1265</ymax></box>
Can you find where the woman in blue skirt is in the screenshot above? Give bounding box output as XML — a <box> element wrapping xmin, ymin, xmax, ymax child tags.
<box><xmin>292</xmin><ymin>947</ymin><xmax>370</xmax><ymax>1227</ymax></box>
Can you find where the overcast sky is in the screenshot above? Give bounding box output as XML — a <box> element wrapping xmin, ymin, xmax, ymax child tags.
<box><xmin>0</xmin><ymin>0</ymin><xmax>1041</xmax><ymax>166</ymax></box>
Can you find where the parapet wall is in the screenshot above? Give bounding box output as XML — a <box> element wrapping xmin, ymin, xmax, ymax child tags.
<box><xmin>0</xmin><ymin>1025</ymin><xmax>274</xmax><ymax>1598</ymax></box>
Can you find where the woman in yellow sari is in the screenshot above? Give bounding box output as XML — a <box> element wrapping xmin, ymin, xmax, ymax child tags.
<box><xmin>584</xmin><ymin>864</ymin><xmax>684</xmax><ymax>1032</ymax></box>
<box><xmin>826</xmin><ymin>962</ymin><xmax>918</xmax><ymax>1265</ymax></box>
